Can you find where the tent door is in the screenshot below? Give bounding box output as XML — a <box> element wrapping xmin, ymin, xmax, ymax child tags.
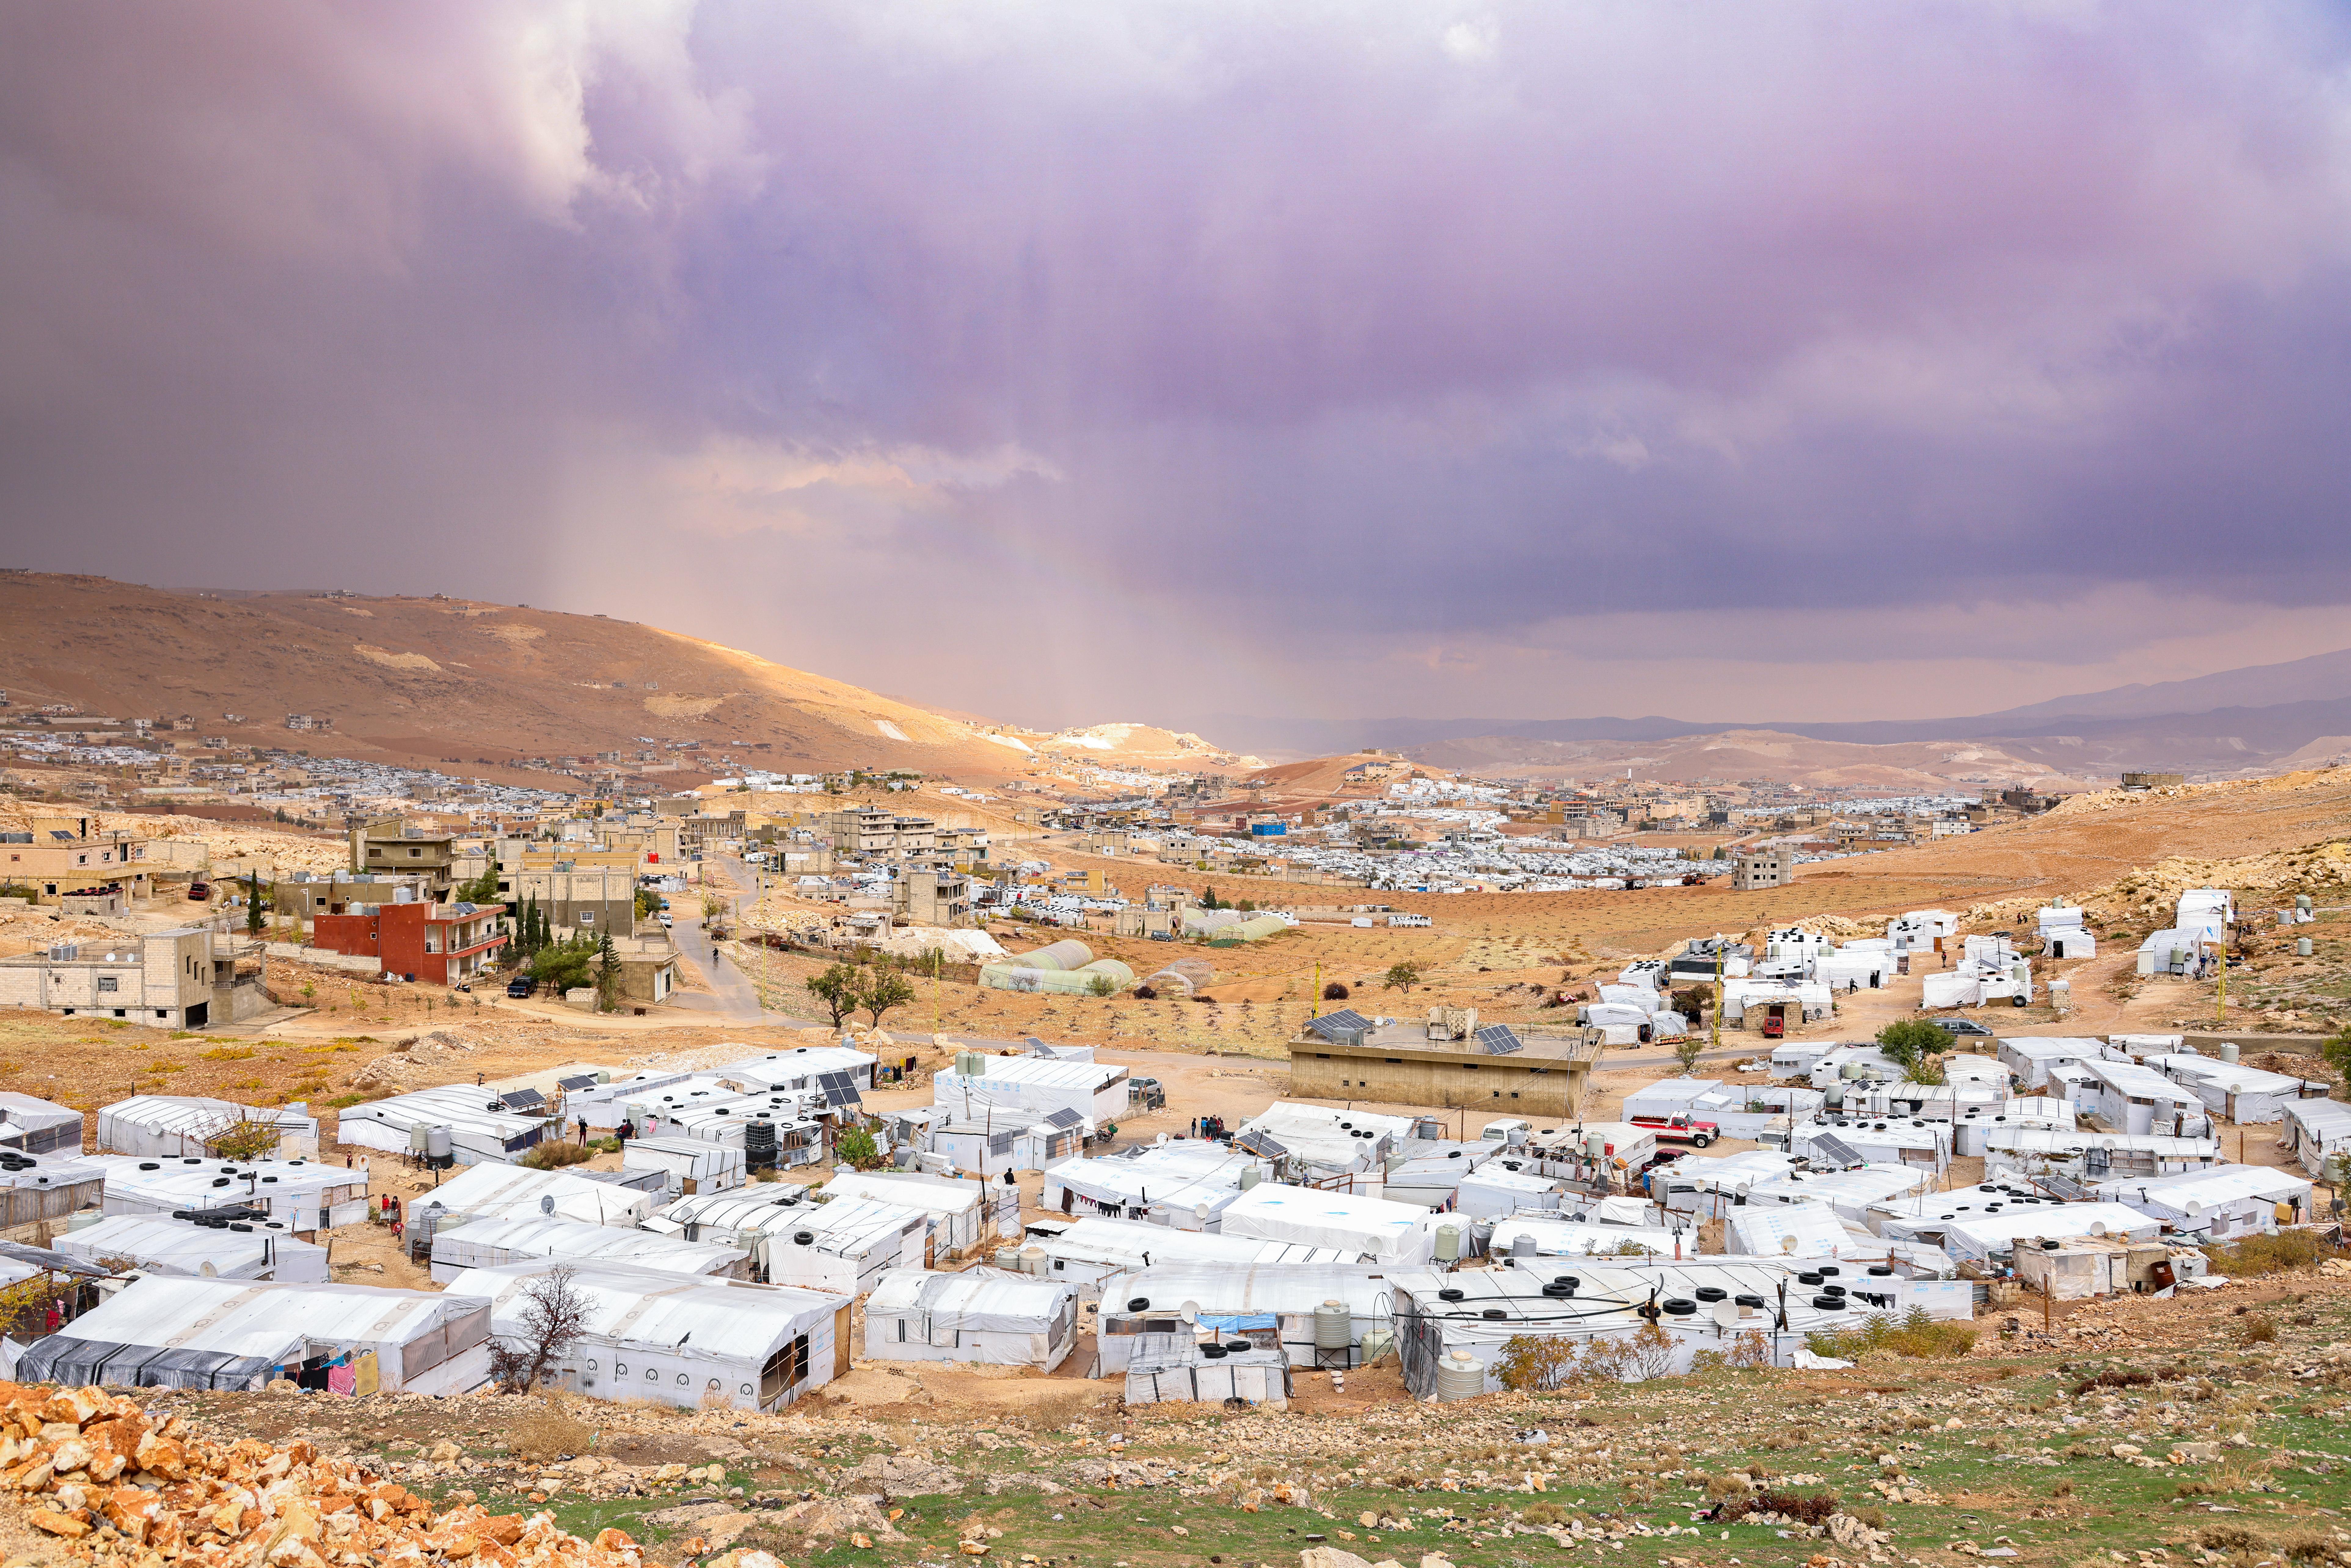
<box><xmin>832</xmin><ymin>1304</ymin><xmax>853</xmax><ymax>1378</ymax></box>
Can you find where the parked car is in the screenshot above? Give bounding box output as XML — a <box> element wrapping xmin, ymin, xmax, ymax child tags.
<box><xmin>1927</xmin><ymin>1016</ymin><xmax>1994</xmax><ymax>1037</ymax></box>
<box><xmin>506</xmin><ymin>976</ymin><xmax>538</xmax><ymax>999</ymax></box>
<box><xmin>1628</xmin><ymin>1112</ymin><xmax>1719</xmax><ymax>1149</ymax></box>
<box><xmin>657</xmin><ymin>912</ymin><xmax>673</xmax><ymax>927</ymax></box>
<box><xmin>186</xmin><ymin>882</ymin><xmax>212</xmax><ymax>900</ymax></box>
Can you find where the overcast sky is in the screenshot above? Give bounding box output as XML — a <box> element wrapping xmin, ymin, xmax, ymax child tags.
<box><xmin>6</xmin><ymin>2</ymin><xmax>2351</xmax><ymax>734</ymax></box>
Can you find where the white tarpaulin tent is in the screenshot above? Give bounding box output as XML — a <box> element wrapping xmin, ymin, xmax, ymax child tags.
<box><xmin>442</xmin><ymin>1260</ymin><xmax>844</xmax><ymax>1412</ymax></box>
<box><xmin>2091</xmin><ymin>1165</ymin><xmax>2313</xmax><ymax>1234</ymax></box>
<box><xmin>1043</xmin><ymin>1144</ymin><xmax>1267</xmax><ymax>1228</ymax></box>
<box><xmin>1216</xmin><ymin>1183</ymin><xmax>1439</xmax><ymax>1263</ymax></box>
<box><xmin>95</xmin><ymin>1096</ymin><xmax>318</xmax><ymax>1160</ymax></box>
<box><xmin>0</xmin><ymin>1092</ymin><xmax>84</xmax><ymax>1154</ymax></box>
<box><xmin>1455</xmin><ymin>1163</ymin><xmax>1565</xmax><ymax>1219</ymax></box>
<box><xmin>1487</xmin><ymin>1216</ymin><xmax>1681</xmax><ymax>1259</ymax></box>
<box><xmin>621</xmin><ymin>1137</ymin><xmax>747</xmax><ymax>1199</ymax></box>
<box><xmin>51</xmin><ymin>1212</ymin><xmax>328</xmax><ymax>1282</ymax></box>
<box><xmin>337</xmin><ymin>1084</ymin><xmax>553</xmax><ymax>1166</ymax></box>
<box><xmin>88</xmin><ymin>1155</ymin><xmax>367</xmax><ymax>1235</ymax></box>
<box><xmin>822</xmin><ymin>1171</ymin><xmax>997</xmax><ymax>1254</ymax></box>
<box><xmin>2144</xmin><ymin>1054</ymin><xmax>2319</xmax><ymax>1126</ymax></box>
<box><xmin>1877</xmin><ymin>1201</ymin><xmax>2160</xmax><ymax>1260</ymax></box>
<box><xmin>863</xmin><ymin>1267</ymin><xmax>1077</xmax><ymax>1369</ymax></box>
<box><xmin>2282</xmin><ymin>1099</ymin><xmax>2351</xmax><ymax>1179</ymax></box>
<box><xmin>1981</xmin><ymin>1127</ymin><xmax>2221</xmax><ymax>1180</ymax></box>
<box><xmin>1920</xmin><ymin>973</ymin><xmax>1983</xmax><ymax>1008</ymax></box>
<box><xmin>418</xmin><ymin>1162</ymin><xmax>655</xmax><ymax>1228</ymax></box>
<box><xmin>1017</xmin><ymin>1215</ymin><xmax>1360</xmax><ymax>1300</ymax></box>
<box><xmin>1232</xmin><ymin>1103</ymin><xmax>1415</xmax><ymax>1173</ymax></box>
<box><xmin>1725</xmin><ymin>1201</ymin><xmax>1856</xmax><ymax>1259</ymax></box>
<box><xmin>429</xmin><ymin>1216</ymin><xmax>749</xmax><ymax>1284</ymax></box>
<box><xmin>1093</xmin><ymin>1262</ymin><xmax>1398</xmax><ymax>1373</ymax></box>
<box><xmin>1739</xmin><ymin>1165</ymin><xmax>1934</xmax><ymax>1225</ymax></box>
<box><xmin>759</xmin><ymin>1195</ymin><xmax>929</xmax><ymax>1294</ymax></box>
<box><xmin>12</xmin><ymin>1276</ymin><xmax>489</xmax><ymax>1394</ymax></box>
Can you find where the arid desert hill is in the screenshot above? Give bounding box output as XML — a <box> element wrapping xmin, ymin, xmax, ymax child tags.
<box><xmin>0</xmin><ymin>574</ymin><xmax>1042</xmax><ymax>777</ymax></box>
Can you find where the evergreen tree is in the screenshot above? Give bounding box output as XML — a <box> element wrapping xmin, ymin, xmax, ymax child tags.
<box><xmin>245</xmin><ymin>871</ymin><xmax>265</xmax><ymax>935</ymax></box>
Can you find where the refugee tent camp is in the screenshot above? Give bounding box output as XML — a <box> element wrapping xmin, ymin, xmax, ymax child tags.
<box><xmin>932</xmin><ymin>1055</ymin><xmax>1129</xmax><ymax>1128</ymax></box>
<box><xmin>1013</xmin><ymin>1215</ymin><xmax>1362</xmax><ymax>1299</ymax></box>
<box><xmin>758</xmin><ymin>1194</ymin><xmax>929</xmax><ymax>1294</ymax></box>
<box><xmin>50</xmin><ymin>1212</ymin><xmax>329</xmax><ymax>1282</ymax></box>
<box><xmin>2091</xmin><ymin>1165</ymin><xmax>2315</xmax><ymax>1235</ymax></box>
<box><xmin>1723</xmin><ymin>1201</ymin><xmax>1854</xmax><ymax>1259</ymax></box>
<box><xmin>442</xmin><ymin>1260</ymin><xmax>845</xmax><ymax>1412</ymax></box>
<box><xmin>1042</xmin><ymin>1143</ymin><xmax>1266</xmax><ymax>1228</ymax></box>
<box><xmin>337</xmin><ymin>1084</ymin><xmax>554</xmax><ymax>1165</ymax></box>
<box><xmin>620</xmin><ymin>1136</ymin><xmax>747</xmax><ymax>1199</ymax></box>
<box><xmin>2143</xmin><ymin>1053</ymin><xmax>2324</xmax><ymax>1126</ymax></box>
<box><xmin>2281</xmin><ymin>1099</ymin><xmax>2351</xmax><ymax>1179</ymax></box>
<box><xmin>1485</xmin><ymin>1216</ymin><xmax>1681</xmax><ymax>1260</ymax></box>
<box><xmin>822</xmin><ymin>1171</ymin><xmax>999</xmax><ymax>1254</ymax></box>
<box><xmin>714</xmin><ymin>1045</ymin><xmax>878</xmax><ymax>1095</ymax></box>
<box><xmin>95</xmin><ymin>1096</ymin><xmax>318</xmax><ymax>1160</ymax></box>
<box><xmin>863</xmin><ymin>1267</ymin><xmax>1078</xmax><ymax>1370</ymax></box>
<box><xmin>12</xmin><ymin>1276</ymin><xmax>491</xmax><ymax>1393</ymax></box>
<box><xmin>1217</xmin><ymin>1183</ymin><xmax>1441</xmax><ymax>1263</ymax></box>
<box><xmin>1093</xmin><ymin>1263</ymin><xmax>1396</xmax><ymax>1373</ymax></box>
<box><xmin>1980</xmin><ymin>1127</ymin><xmax>2222</xmax><ymax>1180</ymax></box>
<box><xmin>1453</xmin><ymin>1161</ymin><xmax>1564</xmax><ymax>1219</ymax></box>
<box><xmin>428</xmin><ymin>1216</ymin><xmax>750</xmax><ymax>1284</ymax></box>
<box><xmin>0</xmin><ymin>1092</ymin><xmax>84</xmax><ymax>1154</ymax></box>
<box><xmin>416</xmin><ymin>1161</ymin><xmax>655</xmax><ymax>1228</ymax></box>
<box><xmin>89</xmin><ymin>1155</ymin><xmax>368</xmax><ymax>1236</ymax></box>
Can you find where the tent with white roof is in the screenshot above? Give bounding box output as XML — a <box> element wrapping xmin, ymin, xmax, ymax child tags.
<box><xmin>1217</xmin><ymin>1183</ymin><xmax>1440</xmax><ymax>1263</ymax></box>
<box><xmin>863</xmin><ymin>1267</ymin><xmax>1077</xmax><ymax>1370</ymax></box>
<box><xmin>442</xmin><ymin>1260</ymin><xmax>842</xmax><ymax>1411</ymax></box>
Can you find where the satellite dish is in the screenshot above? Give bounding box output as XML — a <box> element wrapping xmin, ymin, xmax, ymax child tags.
<box><xmin>1179</xmin><ymin>1300</ymin><xmax>1200</xmax><ymax>1324</ymax></box>
<box><xmin>1711</xmin><ymin>1300</ymin><xmax>1743</xmax><ymax>1331</ymax></box>
<box><xmin>199</xmin><ymin>1261</ymin><xmax>217</xmax><ymax>1277</ymax></box>
<box><xmin>542</xmin><ymin>1194</ymin><xmax>556</xmax><ymax>1215</ymax></box>
<box><xmin>2183</xmin><ymin>1199</ymin><xmax>2204</xmax><ymax>1217</ymax></box>
<box><xmin>2088</xmin><ymin>1220</ymin><xmax>2108</xmax><ymax>1236</ymax></box>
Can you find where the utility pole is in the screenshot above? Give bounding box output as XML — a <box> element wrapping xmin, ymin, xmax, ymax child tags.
<box><xmin>1710</xmin><ymin>935</ymin><xmax>1724</xmax><ymax>1056</ymax></box>
<box><xmin>2215</xmin><ymin>929</ymin><xmax>2228</xmax><ymax>1027</ymax></box>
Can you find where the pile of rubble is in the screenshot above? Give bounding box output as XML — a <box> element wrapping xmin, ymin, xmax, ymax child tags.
<box><xmin>0</xmin><ymin>1384</ymin><xmax>652</xmax><ymax>1568</ymax></box>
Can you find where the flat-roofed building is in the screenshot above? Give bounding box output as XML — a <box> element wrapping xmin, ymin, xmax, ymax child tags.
<box><xmin>1284</xmin><ymin>1009</ymin><xmax>1597</xmax><ymax>1118</ymax></box>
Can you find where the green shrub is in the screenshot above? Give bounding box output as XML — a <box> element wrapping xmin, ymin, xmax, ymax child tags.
<box><xmin>519</xmin><ymin>1139</ymin><xmax>594</xmax><ymax>1170</ymax></box>
<box><xmin>2203</xmin><ymin>1230</ymin><xmax>2326</xmax><ymax>1276</ymax></box>
<box><xmin>1804</xmin><ymin>1306</ymin><xmax>1977</xmax><ymax>1361</ymax></box>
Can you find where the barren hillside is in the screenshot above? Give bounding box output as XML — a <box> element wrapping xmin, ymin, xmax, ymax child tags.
<box><xmin>0</xmin><ymin>574</ymin><xmax>1043</xmax><ymax>778</ymax></box>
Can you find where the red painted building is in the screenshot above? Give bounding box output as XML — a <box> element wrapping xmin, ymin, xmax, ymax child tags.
<box><xmin>312</xmin><ymin>898</ymin><xmax>507</xmax><ymax>984</ymax></box>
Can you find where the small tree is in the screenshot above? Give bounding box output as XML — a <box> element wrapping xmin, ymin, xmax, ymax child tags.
<box><xmin>244</xmin><ymin>871</ymin><xmax>266</xmax><ymax>935</ymax></box>
<box><xmin>2320</xmin><ymin>1024</ymin><xmax>2351</xmax><ymax>1094</ymax></box>
<box><xmin>858</xmin><ymin>968</ymin><xmax>916</xmax><ymax>1026</ymax></box>
<box><xmin>1382</xmin><ymin>961</ymin><xmax>1423</xmax><ymax>996</ymax></box>
<box><xmin>1875</xmin><ymin>1018</ymin><xmax>1951</xmax><ymax>1069</ymax></box>
<box><xmin>486</xmin><ymin>1265</ymin><xmax>591</xmax><ymax>1393</ymax></box>
<box><xmin>805</xmin><ymin>963</ymin><xmax>862</xmax><ymax>1028</ymax></box>
<box><xmin>594</xmin><ymin>932</ymin><xmax>620</xmax><ymax>1011</ymax></box>
<box><xmin>1086</xmin><ymin>972</ymin><xmax>1117</xmax><ymax>998</ymax></box>
<box><xmin>1673</xmin><ymin>1035</ymin><xmax>1706</xmax><ymax>1074</ymax></box>
<box><xmin>1903</xmin><ymin>1051</ymin><xmax>1947</xmax><ymax>1086</ymax></box>
<box><xmin>835</xmin><ymin>1124</ymin><xmax>885</xmax><ymax>1170</ymax></box>
<box><xmin>456</xmin><ymin>866</ymin><xmax>500</xmax><ymax>904</ymax></box>
<box><xmin>1322</xmin><ymin>982</ymin><xmax>1350</xmax><ymax>1001</ymax></box>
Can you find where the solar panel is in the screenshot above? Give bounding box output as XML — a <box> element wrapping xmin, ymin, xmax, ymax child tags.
<box><xmin>498</xmin><ymin>1088</ymin><xmax>547</xmax><ymax>1112</ymax></box>
<box><xmin>1025</xmin><ymin>1036</ymin><xmax>1052</xmax><ymax>1055</ymax></box>
<box><xmin>2037</xmin><ymin>1173</ymin><xmax>2092</xmax><ymax>1202</ymax></box>
<box><xmin>1806</xmin><ymin>1132</ymin><xmax>1865</xmax><ymax>1168</ymax></box>
<box><xmin>987</xmin><ymin>1131</ymin><xmax>1018</xmax><ymax>1155</ymax></box>
<box><xmin>1477</xmin><ymin>1025</ymin><xmax>1524</xmax><ymax>1056</ymax></box>
<box><xmin>1307</xmin><ymin>1008</ymin><xmax>1371</xmax><ymax>1043</ymax></box>
<box><xmin>556</xmin><ymin>1074</ymin><xmax>597</xmax><ymax>1092</ymax></box>
<box><xmin>1235</xmin><ymin>1130</ymin><xmax>1288</xmax><ymax>1159</ymax></box>
<box><xmin>816</xmin><ymin>1070</ymin><xmax>863</xmax><ymax>1108</ymax></box>
<box><xmin>1043</xmin><ymin>1107</ymin><xmax>1084</xmax><ymax>1130</ymax></box>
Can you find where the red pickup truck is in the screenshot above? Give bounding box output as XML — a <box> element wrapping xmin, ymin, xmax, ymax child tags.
<box><xmin>1629</xmin><ymin>1113</ymin><xmax>1719</xmax><ymax>1148</ymax></box>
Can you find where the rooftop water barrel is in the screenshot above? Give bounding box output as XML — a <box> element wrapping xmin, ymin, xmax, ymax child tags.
<box><xmin>1019</xmin><ymin>1245</ymin><xmax>1047</xmax><ymax>1275</ymax></box>
<box><xmin>1434</xmin><ymin>1223</ymin><xmax>1463</xmax><ymax>1263</ymax></box>
<box><xmin>2219</xmin><ymin>1041</ymin><xmax>2240</xmax><ymax>1064</ymax></box>
<box><xmin>994</xmin><ymin>1247</ymin><xmax>1020</xmax><ymax>1270</ymax></box>
<box><xmin>425</xmin><ymin>1126</ymin><xmax>452</xmax><ymax>1164</ymax></box>
<box><xmin>1239</xmin><ymin>1166</ymin><xmax>1261</xmax><ymax>1190</ymax></box>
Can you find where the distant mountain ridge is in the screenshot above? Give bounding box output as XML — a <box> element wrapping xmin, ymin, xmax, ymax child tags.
<box><xmin>1199</xmin><ymin>644</ymin><xmax>2351</xmax><ymax>776</ymax></box>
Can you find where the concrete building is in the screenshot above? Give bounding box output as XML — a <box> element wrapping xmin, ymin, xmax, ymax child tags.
<box><xmin>1284</xmin><ymin>1008</ymin><xmax>1598</xmax><ymax>1118</ymax></box>
<box><xmin>0</xmin><ymin>928</ymin><xmax>265</xmax><ymax>1028</ymax></box>
<box><xmin>311</xmin><ymin>897</ymin><xmax>507</xmax><ymax>985</ymax></box>
<box><xmin>0</xmin><ymin>817</ymin><xmax>158</xmax><ymax>905</ymax></box>
<box><xmin>894</xmin><ymin>867</ymin><xmax>972</xmax><ymax>926</ymax></box>
<box><xmin>349</xmin><ymin>818</ymin><xmax>458</xmax><ymax>898</ymax></box>
<box><xmin>608</xmin><ymin>934</ymin><xmax>681</xmax><ymax>1006</ymax></box>
<box><xmin>1730</xmin><ymin>848</ymin><xmax>1790</xmax><ymax>890</ymax></box>
<box><xmin>269</xmin><ymin>872</ymin><xmax>436</xmax><ymax>924</ymax></box>
<box><xmin>504</xmin><ymin>846</ymin><xmax>638</xmax><ymax>937</ymax></box>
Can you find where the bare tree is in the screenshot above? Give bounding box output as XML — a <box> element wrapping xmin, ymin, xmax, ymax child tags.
<box><xmin>487</xmin><ymin>1265</ymin><xmax>591</xmax><ymax>1393</ymax></box>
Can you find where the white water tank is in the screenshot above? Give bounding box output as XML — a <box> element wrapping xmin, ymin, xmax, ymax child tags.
<box><xmin>1434</xmin><ymin>1223</ymin><xmax>1463</xmax><ymax>1263</ymax></box>
<box><xmin>1434</xmin><ymin>1350</ymin><xmax>1485</xmax><ymax>1401</ymax></box>
<box><xmin>1314</xmin><ymin>1299</ymin><xmax>1351</xmax><ymax>1351</ymax></box>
